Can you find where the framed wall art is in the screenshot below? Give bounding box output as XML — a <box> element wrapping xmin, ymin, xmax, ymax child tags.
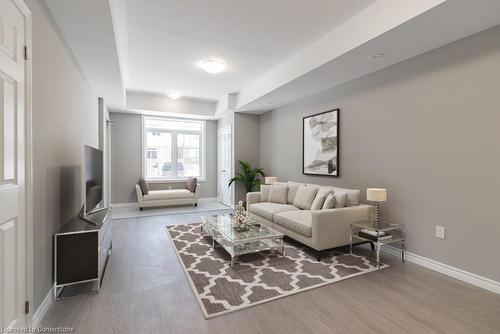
<box><xmin>303</xmin><ymin>109</ymin><xmax>339</xmax><ymax>177</ymax></box>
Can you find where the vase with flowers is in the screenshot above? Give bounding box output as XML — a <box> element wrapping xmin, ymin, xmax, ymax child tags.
<box><xmin>232</xmin><ymin>201</ymin><xmax>250</xmax><ymax>232</ymax></box>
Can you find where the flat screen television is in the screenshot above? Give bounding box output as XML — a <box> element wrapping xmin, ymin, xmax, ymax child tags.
<box><xmin>84</xmin><ymin>145</ymin><xmax>103</xmax><ymax>215</ymax></box>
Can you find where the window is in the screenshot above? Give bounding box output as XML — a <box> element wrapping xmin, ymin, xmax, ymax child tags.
<box><xmin>143</xmin><ymin>117</ymin><xmax>205</xmax><ymax>181</ymax></box>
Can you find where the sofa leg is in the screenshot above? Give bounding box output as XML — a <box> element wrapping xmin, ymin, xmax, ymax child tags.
<box><xmin>194</xmin><ymin>203</ymin><xmax>198</xmax><ymax>207</ymax></box>
<box><xmin>316</xmin><ymin>250</ymin><xmax>322</xmax><ymax>262</ymax></box>
<box><xmin>140</xmin><ymin>207</ymin><xmax>143</xmax><ymax>211</ymax></box>
<box><xmin>370</xmin><ymin>242</ymin><xmax>375</xmax><ymax>251</ymax></box>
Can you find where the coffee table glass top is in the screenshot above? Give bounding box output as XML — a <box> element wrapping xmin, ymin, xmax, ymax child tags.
<box><xmin>201</xmin><ymin>214</ymin><xmax>283</xmax><ymax>244</ymax></box>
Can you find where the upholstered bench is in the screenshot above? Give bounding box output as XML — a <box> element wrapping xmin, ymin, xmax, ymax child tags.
<box><xmin>136</xmin><ymin>177</ymin><xmax>200</xmax><ymax>210</ymax></box>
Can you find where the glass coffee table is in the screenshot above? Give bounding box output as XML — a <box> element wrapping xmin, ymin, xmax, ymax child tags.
<box><xmin>201</xmin><ymin>214</ymin><xmax>285</xmax><ymax>267</ymax></box>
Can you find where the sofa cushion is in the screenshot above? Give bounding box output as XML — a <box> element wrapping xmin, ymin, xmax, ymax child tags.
<box><xmin>138</xmin><ymin>178</ymin><xmax>149</xmax><ymax>195</ymax></box>
<box><xmin>268</xmin><ymin>185</ymin><xmax>288</xmax><ymax>204</ymax></box>
<box><xmin>332</xmin><ymin>187</ymin><xmax>360</xmax><ymax>206</ymax></box>
<box><xmin>143</xmin><ymin>189</ymin><xmax>194</xmax><ymax>201</ymax></box>
<box><xmin>287</xmin><ymin>182</ymin><xmax>305</xmax><ymax>204</ymax></box>
<box><xmin>293</xmin><ymin>186</ymin><xmax>318</xmax><ymax>210</ymax></box>
<box><xmin>274</xmin><ymin>210</ymin><xmax>312</xmax><ymax>237</ymax></box>
<box><xmin>311</xmin><ymin>188</ymin><xmax>332</xmax><ymax>210</ymax></box>
<box><xmin>249</xmin><ymin>202</ymin><xmax>299</xmax><ymax>221</ymax></box>
<box><xmin>260</xmin><ymin>185</ymin><xmax>271</xmax><ymax>202</ymax></box>
<box><xmin>185</xmin><ymin>177</ymin><xmax>197</xmax><ymax>193</ymax></box>
<box><xmin>334</xmin><ymin>191</ymin><xmax>348</xmax><ymax>208</ymax></box>
<box><xmin>322</xmin><ymin>193</ymin><xmax>335</xmax><ymax>209</ymax></box>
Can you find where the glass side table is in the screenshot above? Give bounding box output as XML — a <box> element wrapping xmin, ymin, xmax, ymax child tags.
<box><xmin>350</xmin><ymin>221</ymin><xmax>405</xmax><ymax>268</ymax></box>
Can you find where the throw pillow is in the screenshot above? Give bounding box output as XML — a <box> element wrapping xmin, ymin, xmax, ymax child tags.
<box><xmin>287</xmin><ymin>182</ymin><xmax>305</xmax><ymax>204</ymax></box>
<box><xmin>322</xmin><ymin>193</ymin><xmax>335</xmax><ymax>209</ymax></box>
<box><xmin>311</xmin><ymin>188</ymin><xmax>332</xmax><ymax>210</ymax></box>
<box><xmin>260</xmin><ymin>185</ymin><xmax>271</xmax><ymax>202</ymax></box>
<box><xmin>185</xmin><ymin>177</ymin><xmax>198</xmax><ymax>193</ymax></box>
<box><xmin>334</xmin><ymin>191</ymin><xmax>348</xmax><ymax>208</ymax></box>
<box><xmin>138</xmin><ymin>178</ymin><xmax>149</xmax><ymax>195</ymax></box>
<box><xmin>293</xmin><ymin>185</ymin><xmax>319</xmax><ymax>210</ymax></box>
<box><xmin>268</xmin><ymin>185</ymin><xmax>288</xmax><ymax>204</ymax></box>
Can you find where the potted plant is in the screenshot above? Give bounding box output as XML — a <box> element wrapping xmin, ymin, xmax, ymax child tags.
<box><xmin>228</xmin><ymin>160</ymin><xmax>265</xmax><ymax>206</ymax></box>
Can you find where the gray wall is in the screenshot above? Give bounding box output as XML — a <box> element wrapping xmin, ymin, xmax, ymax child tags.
<box><xmin>28</xmin><ymin>0</ymin><xmax>99</xmax><ymax>309</ymax></box>
<box><xmin>259</xmin><ymin>26</ymin><xmax>500</xmax><ymax>282</ymax></box>
<box><xmin>110</xmin><ymin>112</ymin><xmax>218</xmax><ymax>203</ymax></box>
<box><xmin>234</xmin><ymin>113</ymin><xmax>260</xmax><ymax>203</ymax></box>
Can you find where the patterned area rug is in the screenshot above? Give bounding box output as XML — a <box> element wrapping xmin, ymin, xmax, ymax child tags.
<box><xmin>166</xmin><ymin>223</ymin><xmax>386</xmax><ymax>319</ymax></box>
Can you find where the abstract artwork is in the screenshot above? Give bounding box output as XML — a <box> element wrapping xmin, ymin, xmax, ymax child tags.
<box><xmin>303</xmin><ymin>109</ymin><xmax>339</xmax><ymax>176</ymax></box>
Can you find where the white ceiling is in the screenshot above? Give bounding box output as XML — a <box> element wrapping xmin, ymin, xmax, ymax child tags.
<box><xmin>122</xmin><ymin>0</ymin><xmax>377</xmax><ymax>101</ymax></box>
<box><xmin>44</xmin><ymin>0</ymin><xmax>500</xmax><ymax>116</ymax></box>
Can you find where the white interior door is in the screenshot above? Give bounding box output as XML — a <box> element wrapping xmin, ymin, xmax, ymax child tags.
<box><xmin>0</xmin><ymin>0</ymin><xmax>26</xmax><ymax>329</ymax></box>
<box><xmin>217</xmin><ymin>125</ymin><xmax>232</xmax><ymax>206</ymax></box>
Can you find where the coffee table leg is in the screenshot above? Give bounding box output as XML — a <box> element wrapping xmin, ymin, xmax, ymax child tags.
<box><xmin>230</xmin><ymin>256</ymin><xmax>235</xmax><ymax>267</ymax></box>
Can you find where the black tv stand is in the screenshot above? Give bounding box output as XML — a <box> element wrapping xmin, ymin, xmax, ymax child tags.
<box><xmin>54</xmin><ymin>207</ymin><xmax>112</xmax><ymax>299</ymax></box>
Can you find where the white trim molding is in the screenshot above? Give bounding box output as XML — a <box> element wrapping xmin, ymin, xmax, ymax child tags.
<box><xmin>383</xmin><ymin>246</ymin><xmax>500</xmax><ymax>295</ymax></box>
<box><xmin>33</xmin><ymin>286</ymin><xmax>54</xmax><ymax>327</ymax></box>
<box><xmin>111</xmin><ymin>202</ymin><xmax>139</xmax><ymax>208</ymax></box>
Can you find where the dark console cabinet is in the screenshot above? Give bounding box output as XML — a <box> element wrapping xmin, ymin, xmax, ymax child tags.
<box><xmin>54</xmin><ymin>208</ymin><xmax>112</xmax><ymax>299</ymax></box>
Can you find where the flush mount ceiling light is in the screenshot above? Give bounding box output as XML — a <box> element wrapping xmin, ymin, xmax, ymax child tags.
<box><xmin>167</xmin><ymin>91</ymin><xmax>182</xmax><ymax>100</ymax></box>
<box><xmin>368</xmin><ymin>53</ymin><xmax>384</xmax><ymax>61</ymax></box>
<box><xmin>199</xmin><ymin>59</ymin><xmax>226</xmax><ymax>74</ymax></box>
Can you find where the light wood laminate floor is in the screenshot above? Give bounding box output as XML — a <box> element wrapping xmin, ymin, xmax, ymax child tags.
<box><xmin>41</xmin><ymin>211</ymin><xmax>500</xmax><ymax>333</ymax></box>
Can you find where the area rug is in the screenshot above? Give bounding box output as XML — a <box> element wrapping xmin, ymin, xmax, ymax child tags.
<box><xmin>166</xmin><ymin>223</ymin><xmax>386</xmax><ymax>319</ymax></box>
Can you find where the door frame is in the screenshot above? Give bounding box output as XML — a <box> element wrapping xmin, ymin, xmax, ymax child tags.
<box><xmin>217</xmin><ymin>124</ymin><xmax>233</xmax><ymax>207</ymax></box>
<box><xmin>10</xmin><ymin>0</ymin><xmax>33</xmax><ymax>325</ymax></box>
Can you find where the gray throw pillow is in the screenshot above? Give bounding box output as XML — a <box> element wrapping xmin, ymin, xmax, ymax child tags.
<box><xmin>260</xmin><ymin>185</ymin><xmax>271</xmax><ymax>202</ymax></box>
<box><xmin>268</xmin><ymin>185</ymin><xmax>288</xmax><ymax>204</ymax></box>
<box><xmin>311</xmin><ymin>188</ymin><xmax>332</xmax><ymax>210</ymax></box>
<box><xmin>334</xmin><ymin>191</ymin><xmax>348</xmax><ymax>208</ymax></box>
<box><xmin>293</xmin><ymin>186</ymin><xmax>319</xmax><ymax>210</ymax></box>
<box><xmin>185</xmin><ymin>177</ymin><xmax>197</xmax><ymax>193</ymax></box>
<box><xmin>322</xmin><ymin>193</ymin><xmax>335</xmax><ymax>209</ymax></box>
<box><xmin>138</xmin><ymin>178</ymin><xmax>149</xmax><ymax>195</ymax></box>
<box><xmin>287</xmin><ymin>182</ymin><xmax>305</xmax><ymax>204</ymax></box>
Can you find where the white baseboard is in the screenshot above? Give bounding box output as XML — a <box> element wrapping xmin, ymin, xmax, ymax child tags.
<box><xmin>33</xmin><ymin>286</ymin><xmax>54</xmax><ymax>327</ymax></box>
<box><xmin>383</xmin><ymin>246</ymin><xmax>500</xmax><ymax>295</ymax></box>
<box><xmin>111</xmin><ymin>202</ymin><xmax>138</xmax><ymax>208</ymax></box>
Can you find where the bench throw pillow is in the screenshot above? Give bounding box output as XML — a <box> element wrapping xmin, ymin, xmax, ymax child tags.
<box><xmin>293</xmin><ymin>185</ymin><xmax>319</xmax><ymax>210</ymax></box>
<box><xmin>268</xmin><ymin>185</ymin><xmax>288</xmax><ymax>204</ymax></box>
<box><xmin>334</xmin><ymin>191</ymin><xmax>348</xmax><ymax>208</ymax></box>
<box><xmin>322</xmin><ymin>193</ymin><xmax>335</xmax><ymax>209</ymax></box>
<box><xmin>260</xmin><ymin>185</ymin><xmax>271</xmax><ymax>202</ymax></box>
<box><xmin>185</xmin><ymin>177</ymin><xmax>198</xmax><ymax>193</ymax></box>
<box><xmin>138</xmin><ymin>178</ymin><xmax>149</xmax><ymax>195</ymax></box>
<box><xmin>311</xmin><ymin>188</ymin><xmax>332</xmax><ymax>210</ymax></box>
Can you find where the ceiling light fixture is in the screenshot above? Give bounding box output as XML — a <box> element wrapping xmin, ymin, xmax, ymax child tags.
<box><xmin>368</xmin><ymin>53</ymin><xmax>384</xmax><ymax>61</ymax></box>
<box><xmin>199</xmin><ymin>59</ymin><xmax>226</xmax><ymax>74</ymax></box>
<box><xmin>167</xmin><ymin>91</ymin><xmax>182</xmax><ymax>100</ymax></box>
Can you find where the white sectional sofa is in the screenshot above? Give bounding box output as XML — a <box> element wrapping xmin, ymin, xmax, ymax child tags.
<box><xmin>247</xmin><ymin>181</ymin><xmax>374</xmax><ymax>259</ymax></box>
<box><xmin>135</xmin><ymin>183</ymin><xmax>200</xmax><ymax>210</ymax></box>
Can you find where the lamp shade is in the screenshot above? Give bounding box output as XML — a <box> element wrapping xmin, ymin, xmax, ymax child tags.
<box><xmin>367</xmin><ymin>188</ymin><xmax>387</xmax><ymax>202</ymax></box>
<box><xmin>265</xmin><ymin>177</ymin><xmax>278</xmax><ymax>185</ymax></box>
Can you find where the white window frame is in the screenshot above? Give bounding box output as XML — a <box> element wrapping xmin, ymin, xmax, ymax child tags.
<box><xmin>142</xmin><ymin>115</ymin><xmax>206</xmax><ymax>183</ymax></box>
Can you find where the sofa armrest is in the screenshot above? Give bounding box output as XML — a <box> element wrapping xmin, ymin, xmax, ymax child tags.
<box><xmin>311</xmin><ymin>204</ymin><xmax>374</xmax><ymax>250</ymax></box>
<box><xmin>194</xmin><ymin>183</ymin><xmax>201</xmax><ymax>202</ymax></box>
<box><xmin>246</xmin><ymin>192</ymin><xmax>261</xmax><ymax>206</ymax></box>
<box><xmin>135</xmin><ymin>185</ymin><xmax>144</xmax><ymax>205</ymax></box>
